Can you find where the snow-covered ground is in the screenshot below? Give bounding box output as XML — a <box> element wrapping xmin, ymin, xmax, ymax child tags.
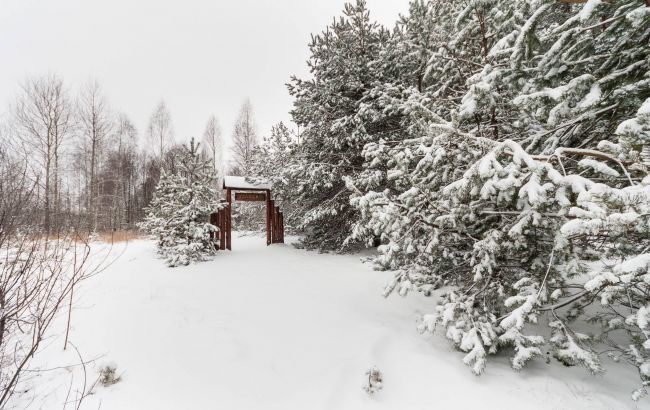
<box><xmin>21</xmin><ymin>234</ymin><xmax>644</xmax><ymax>409</ymax></box>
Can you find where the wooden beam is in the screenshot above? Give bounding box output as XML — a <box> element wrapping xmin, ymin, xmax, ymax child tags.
<box><xmin>271</xmin><ymin>204</ymin><xmax>276</xmax><ymax>244</ymax></box>
<box><xmin>223</xmin><ymin>187</ymin><xmax>270</xmax><ymax>192</ymax></box>
<box><xmin>266</xmin><ymin>191</ymin><xmax>272</xmax><ymax>246</ymax></box>
<box><xmin>274</xmin><ymin>206</ymin><xmax>280</xmax><ymax>243</ymax></box>
<box><xmin>220</xmin><ymin>208</ymin><xmax>226</xmax><ymax>250</ymax></box>
<box><xmin>269</xmin><ymin>199</ymin><xmax>276</xmax><ymax>245</ymax></box>
<box><xmin>226</xmin><ymin>188</ymin><xmax>232</xmax><ymax>250</ymax></box>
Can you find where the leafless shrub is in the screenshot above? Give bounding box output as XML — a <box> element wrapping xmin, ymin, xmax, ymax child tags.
<box><xmin>0</xmin><ymin>233</ymin><xmax>98</xmax><ymax>408</ymax></box>
<box><xmin>363</xmin><ymin>366</ymin><xmax>383</xmax><ymax>395</ymax></box>
<box><xmin>0</xmin><ymin>145</ymin><xmax>105</xmax><ymax>409</ymax></box>
<box><xmin>98</xmin><ymin>364</ymin><xmax>121</xmax><ymax>387</ymax></box>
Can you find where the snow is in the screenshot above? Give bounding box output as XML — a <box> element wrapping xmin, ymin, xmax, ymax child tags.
<box><xmin>578</xmin><ymin>84</ymin><xmax>602</xmax><ymax>109</ymax></box>
<box><xmin>614</xmin><ymin>253</ymin><xmax>650</xmax><ymax>275</ymax></box>
<box><xmin>578</xmin><ymin>158</ymin><xmax>620</xmax><ymax>177</ymax></box>
<box><xmin>626</xmin><ymin>6</ymin><xmax>650</xmax><ymax>28</ymax></box>
<box><xmin>617</xmin><ymin>117</ymin><xmax>645</xmax><ymax>136</ymax></box>
<box><xmin>17</xmin><ymin>234</ymin><xmax>643</xmax><ymax>409</ymax></box>
<box><xmin>223</xmin><ymin>175</ymin><xmax>271</xmax><ymax>190</ymax></box>
<box><xmin>579</xmin><ymin>0</ymin><xmax>603</xmax><ymax>22</ymax></box>
<box><xmin>640</xmin><ymin>98</ymin><xmax>650</xmax><ymax>116</ymax></box>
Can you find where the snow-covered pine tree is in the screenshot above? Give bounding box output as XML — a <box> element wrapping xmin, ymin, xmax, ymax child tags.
<box><xmin>346</xmin><ymin>0</ymin><xmax>650</xmax><ymax>397</ymax></box>
<box><xmin>139</xmin><ymin>138</ymin><xmax>221</xmax><ymax>267</ymax></box>
<box><xmin>506</xmin><ymin>0</ymin><xmax>650</xmax><ymax>152</ymax></box>
<box><xmin>348</xmin><ymin>0</ymin><xmax>529</xmax><ymax>267</ymax></box>
<box><xmin>251</xmin><ymin>122</ymin><xmax>294</xmax><ymax>183</ymax></box>
<box><xmin>285</xmin><ymin>0</ymin><xmax>392</xmax><ymax>250</ymax></box>
<box><xmin>345</xmin><ymin>0</ymin><xmax>461</xmax><ymax>222</ymax></box>
<box><xmin>271</xmin><ymin>0</ymin><xmax>649</xmax><ymax>396</ymax></box>
<box><xmin>250</xmin><ymin>122</ymin><xmax>297</xmax><ymax>227</ymax></box>
<box><xmin>347</xmin><ymin>0</ymin><xmax>540</xmax><ymax>247</ymax></box>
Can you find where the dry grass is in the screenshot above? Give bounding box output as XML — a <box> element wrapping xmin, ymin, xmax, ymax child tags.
<box><xmin>97</xmin><ymin>230</ymin><xmax>142</xmax><ymax>243</ymax></box>
<box><xmin>9</xmin><ymin>230</ymin><xmax>142</xmax><ymax>244</ymax></box>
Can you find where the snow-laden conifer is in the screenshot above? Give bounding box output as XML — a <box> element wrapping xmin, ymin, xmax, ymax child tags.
<box><xmin>284</xmin><ymin>0</ymin><xmax>392</xmax><ymax>250</ymax></box>
<box><xmin>139</xmin><ymin>138</ymin><xmax>221</xmax><ymax>267</ymax></box>
<box><xmin>344</xmin><ymin>0</ymin><xmax>650</xmax><ymax>397</ymax></box>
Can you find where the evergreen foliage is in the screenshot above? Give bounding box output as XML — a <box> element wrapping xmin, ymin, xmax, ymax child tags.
<box><xmin>139</xmin><ymin>138</ymin><xmax>222</xmax><ymax>267</ymax></box>
<box><xmin>248</xmin><ymin>122</ymin><xmax>297</xmax><ymax>230</ymax></box>
<box><xmin>282</xmin><ymin>0</ymin><xmax>650</xmax><ymax>398</ymax></box>
<box><xmin>285</xmin><ymin>0</ymin><xmax>394</xmax><ymax>250</ymax></box>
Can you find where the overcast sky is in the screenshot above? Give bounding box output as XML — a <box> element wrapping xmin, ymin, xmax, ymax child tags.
<box><xmin>0</xmin><ymin>0</ymin><xmax>410</xmax><ymax>149</ymax></box>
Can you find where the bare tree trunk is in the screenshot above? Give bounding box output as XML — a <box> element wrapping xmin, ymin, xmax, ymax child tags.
<box><xmin>77</xmin><ymin>79</ymin><xmax>112</xmax><ymax>233</ymax></box>
<box><xmin>146</xmin><ymin>100</ymin><xmax>174</xmax><ymax>164</ymax></box>
<box><xmin>44</xmin><ymin>153</ymin><xmax>51</xmax><ymax>234</ymax></box>
<box><xmin>230</xmin><ymin>99</ymin><xmax>259</xmax><ymax>176</ymax></box>
<box><xmin>13</xmin><ymin>75</ymin><xmax>71</xmax><ymax>235</ymax></box>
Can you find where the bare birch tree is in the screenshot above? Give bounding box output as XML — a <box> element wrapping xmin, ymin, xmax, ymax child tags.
<box><xmin>12</xmin><ymin>74</ymin><xmax>72</xmax><ymax>234</ymax></box>
<box><xmin>230</xmin><ymin>99</ymin><xmax>258</xmax><ymax>176</ymax></box>
<box><xmin>76</xmin><ymin>79</ymin><xmax>112</xmax><ymax>232</ymax></box>
<box><xmin>146</xmin><ymin>100</ymin><xmax>174</xmax><ymax>161</ymax></box>
<box><xmin>111</xmin><ymin>114</ymin><xmax>139</xmax><ymax>228</ymax></box>
<box><xmin>201</xmin><ymin>115</ymin><xmax>224</xmax><ymax>186</ymax></box>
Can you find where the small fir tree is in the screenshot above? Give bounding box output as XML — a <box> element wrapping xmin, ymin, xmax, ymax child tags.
<box><xmin>139</xmin><ymin>138</ymin><xmax>221</xmax><ymax>267</ymax></box>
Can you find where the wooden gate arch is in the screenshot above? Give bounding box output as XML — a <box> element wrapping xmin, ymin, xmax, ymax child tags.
<box><xmin>210</xmin><ymin>176</ymin><xmax>284</xmax><ymax>250</ymax></box>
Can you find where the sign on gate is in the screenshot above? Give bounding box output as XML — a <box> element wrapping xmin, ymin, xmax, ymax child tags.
<box><xmin>235</xmin><ymin>192</ymin><xmax>266</xmax><ymax>202</ymax></box>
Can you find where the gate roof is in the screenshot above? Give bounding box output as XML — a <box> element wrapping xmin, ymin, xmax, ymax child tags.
<box><xmin>223</xmin><ymin>175</ymin><xmax>271</xmax><ymax>191</ymax></box>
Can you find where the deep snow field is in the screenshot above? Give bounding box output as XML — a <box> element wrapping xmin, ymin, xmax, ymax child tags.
<box><xmin>17</xmin><ymin>234</ymin><xmax>646</xmax><ymax>409</ymax></box>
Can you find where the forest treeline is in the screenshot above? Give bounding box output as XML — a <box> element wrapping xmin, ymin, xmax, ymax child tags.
<box><xmin>252</xmin><ymin>0</ymin><xmax>650</xmax><ymax>399</ymax></box>
<box><xmin>0</xmin><ymin>78</ymin><xmax>273</xmax><ymax>235</ymax></box>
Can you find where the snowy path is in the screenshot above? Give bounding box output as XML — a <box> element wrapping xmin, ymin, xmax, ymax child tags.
<box><xmin>30</xmin><ymin>235</ymin><xmax>641</xmax><ymax>409</ymax></box>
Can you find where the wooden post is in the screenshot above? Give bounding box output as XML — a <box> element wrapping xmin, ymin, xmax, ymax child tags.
<box><xmin>266</xmin><ymin>190</ymin><xmax>272</xmax><ymax>246</ymax></box>
<box><xmin>219</xmin><ymin>208</ymin><xmax>226</xmax><ymax>250</ymax></box>
<box><xmin>227</xmin><ymin>205</ymin><xmax>232</xmax><ymax>250</ymax></box>
<box><xmin>226</xmin><ymin>188</ymin><xmax>232</xmax><ymax>250</ymax></box>
<box><xmin>274</xmin><ymin>206</ymin><xmax>280</xmax><ymax>243</ymax></box>
<box><xmin>271</xmin><ymin>207</ymin><xmax>276</xmax><ymax>244</ymax></box>
<box><xmin>217</xmin><ymin>209</ymin><xmax>221</xmax><ymax>250</ymax></box>
<box><xmin>209</xmin><ymin>212</ymin><xmax>217</xmax><ymax>249</ymax></box>
<box><xmin>279</xmin><ymin>212</ymin><xmax>284</xmax><ymax>243</ymax></box>
<box><xmin>271</xmin><ymin>207</ymin><xmax>275</xmax><ymax>243</ymax></box>
<box><xmin>269</xmin><ymin>199</ymin><xmax>275</xmax><ymax>244</ymax></box>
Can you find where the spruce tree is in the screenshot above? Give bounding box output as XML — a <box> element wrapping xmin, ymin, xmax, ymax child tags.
<box><xmin>277</xmin><ymin>0</ymin><xmax>650</xmax><ymax>397</ymax></box>
<box><xmin>346</xmin><ymin>0</ymin><xmax>650</xmax><ymax>395</ymax></box>
<box><xmin>285</xmin><ymin>0</ymin><xmax>391</xmax><ymax>250</ymax></box>
<box><xmin>139</xmin><ymin>138</ymin><xmax>221</xmax><ymax>267</ymax></box>
<box><xmin>249</xmin><ymin>122</ymin><xmax>297</xmax><ymax>230</ymax></box>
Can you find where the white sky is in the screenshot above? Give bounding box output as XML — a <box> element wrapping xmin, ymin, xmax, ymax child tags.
<box><xmin>0</xmin><ymin>0</ymin><xmax>410</xmax><ymax>148</ymax></box>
